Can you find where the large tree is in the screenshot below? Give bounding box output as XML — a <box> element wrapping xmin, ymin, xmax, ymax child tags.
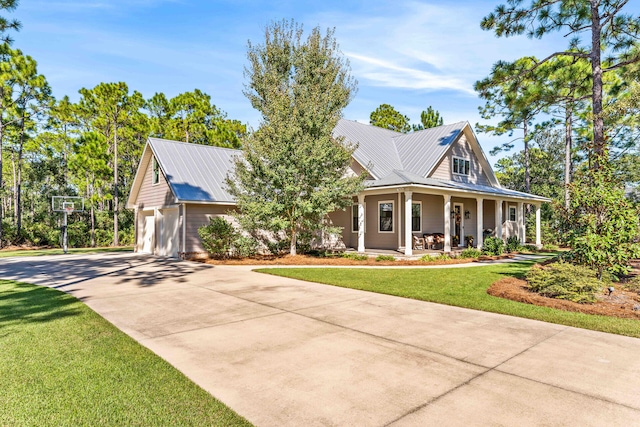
<box><xmin>228</xmin><ymin>20</ymin><xmax>363</xmax><ymax>255</ymax></box>
<box><xmin>481</xmin><ymin>0</ymin><xmax>640</xmax><ymax>165</ymax></box>
<box><xmin>412</xmin><ymin>106</ymin><xmax>444</xmax><ymax>131</ymax></box>
<box><xmin>369</xmin><ymin>103</ymin><xmax>411</xmax><ymax>133</ymax></box>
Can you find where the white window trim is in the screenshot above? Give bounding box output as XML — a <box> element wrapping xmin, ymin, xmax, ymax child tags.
<box><xmin>378</xmin><ymin>200</ymin><xmax>394</xmax><ymax>233</ymax></box>
<box><xmin>452</xmin><ymin>156</ymin><xmax>470</xmax><ymax>176</ymax></box>
<box><xmin>411</xmin><ymin>201</ymin><xmax>422</xmax><ymax>233</ymax></box>
<box><xmin>508</xmin><ymin>205</ymin><xmax>517</xmax><ymax>222</ymax></box>
<box><xmin>351</xmin><ymin>204</ymin><xmax>359</xmax><ymax>233</ymax></box>
<box><xmin>152</xmin><ymin>157</ymin><xmax>160</xmax><ymax>186</ymax></box>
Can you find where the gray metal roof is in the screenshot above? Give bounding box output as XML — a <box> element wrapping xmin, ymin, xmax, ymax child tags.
<box><xmin>333</xmin><ymin>119</ymin><xmax>402</xmax><ymax>179</ymax></box>
<box><xmin>365</xmin><ymin>170</ymin><xmax>550</xmax><ymax>202</ymax></box>
<box><xmin>149</xmin><ymin>138</ymin><xmax>240</xmax><ymax>203</ymax></box>
<box><xmin>393</xmin><ymin>121</ymin><xmax>466</xmax><ymax>178</ymax></box>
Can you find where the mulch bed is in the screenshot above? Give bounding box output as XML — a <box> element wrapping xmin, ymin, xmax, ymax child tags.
<box><xmin>488</xmin><ymin>277</ymin><xmax>640</xmax><ymax>319</ymax></box>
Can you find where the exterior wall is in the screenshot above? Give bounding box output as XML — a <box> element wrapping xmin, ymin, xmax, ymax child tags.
<box><xmin>414</xmin><ymin>193</ymin><xmax>444</xmax><ymax>235</ymax></box>
<box><xmin>364</xmin><ymin>194</ymin><xmax>399</xmax><ymax>250</ymax></box>
<box><xmin>429</xmin><ymin>135</ymin><xmax>491</xmax><ymax>186</ymax></box>
<box><xmin>483</xmin><ymin>199</ymin><xmax>495</xmax><ymax>231</ymax></box>
<box><xmin>135</xmin><ymin>151</ymin><xmax>175</xmax><ymax>209</ymax></box>
<box><xmin>184</xmin><ymin>204</ymin><xmax>236</xmax><ymax>253</ymax></box>
<box><xmin>503</xmin><ymin>201</ymin><xmax>519</xmax><ymax>239</ymax></box>
<box><xmin>328</xmin><ymin>207</ymin><xmax>354</xmax><ymax>249</ymax></box>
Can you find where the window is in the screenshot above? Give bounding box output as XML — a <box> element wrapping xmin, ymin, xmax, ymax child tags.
<box><xmin>352</xmin><ymin>204</ymin><xmax>359</xmax><ymax>233</ymax></box>
<box><xmin>508</xmin><ymin>206</ymin><xmax>516</xmax><ymax>222</ymax></box>
<box><xmin>452</xmin><ymin>157</ymin><xmax>470</xmax><ymax>175</ymax></box>
<box><xmin>152</xmin><ymin>157</ymin><xmax>160</xmax><ymax>185</ymax></box>
<box><xmin>412</xmin><ymin>202</ymin><xmax>421</xmax><ymax>232</ymax></box>
<box><xmin>378</xmin><ymin>201</ymin><xmax>393</xmax><ymax>232</ymax></box>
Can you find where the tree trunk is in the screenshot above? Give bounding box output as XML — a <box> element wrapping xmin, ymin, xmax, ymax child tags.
<box><xmin>523</xmin><ymin>120</ymin><xmax>530</xmax><ymax>194</ymax></box>
<box><xmin>290</xmin><ymin>228</ymin><xmax>297</xmax><ymax>256</ymax></box>
<box><xmin>91</xmin><ymin>204</ymin><xmax>96</xmax><ymax>247</ymax></box>
<box><xmin>16</xmin><ymin>113</ymin><xmax>25</xmax><ymax>237</ymax></box>
<box><xmin>113</xmin><ymin>117</ymin><xmax>119</xmax><ymax>246</ymax></box>
<box><xmin>564</xmin><ymin>105</ymin><xmax>573</xmax><ymax>209</ymax></box>
<box><xmin>0</xmin><ymin>120</ymin><xmax>3</xmax><ymax>246</ymax></box>
<box><xmin>590</xmin><ymin>0</ymin><xmax>605</xmax><ymax>165</ymax></box>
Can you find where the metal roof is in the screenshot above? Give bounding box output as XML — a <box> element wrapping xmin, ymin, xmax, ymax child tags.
<box><xmin>149</xmin><ymin>138</ymin><xmax>240</xmax><ymax>203</ymax></box>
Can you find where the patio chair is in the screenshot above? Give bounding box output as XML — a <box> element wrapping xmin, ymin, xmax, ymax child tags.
<box><xmin>424</xmin><ymin>234</ymin><xmax>435</xmax><ymax>250</ymax></box>
<box><xmin>413</xmin><ymin>235</ymin><xmax>425</xmax><ymax>250</ymax></box>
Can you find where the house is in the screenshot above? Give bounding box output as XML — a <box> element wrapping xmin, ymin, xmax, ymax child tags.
<box><xmin>126</xmin><ymin>119</ymin><xmax>549</xmax><ymax>257</ymax></box>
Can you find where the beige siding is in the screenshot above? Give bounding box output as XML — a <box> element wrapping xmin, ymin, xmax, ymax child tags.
<box><xmin>483</xmin><ymin>200</ymin><xmax>496</xmax><ymax>231</ymax></box>
<box><xmin>328</xmin><ymin>207</ymin><xmax>354</xmax><ymax>249</ymax></box>
<box><xmin>364</xmin><ymin>194</ymin><xmax>398</xmax><ymax>250</ymax></box>
<box><xmin>185</xmin><ymin>204</ymin><xmax>236</xmax><ymax>253</ymax></box>
<box><xmin>417</xmin><ymin>194</ymin><xmax>445</xmax><ymax>235</ymax></box>
<box><xmin>135</xmin><ymin>150</ymin><xmax>175</xmax><ymax>209</ymax></box>
<box><xmin>429</xmin><ymin>135</ymin><xmax>491</xmax><ymax>185</ymax></box>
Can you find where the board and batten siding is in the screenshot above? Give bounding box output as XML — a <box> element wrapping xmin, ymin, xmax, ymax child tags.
<box><xmin>429</xmin><ymin>135</ymin><xmax>491</xmax><ymax>185</ymax></box>
<box><xmin>135</xmin><ymin>151</ymin><xmax>175</xmax><ymax>209</ymax></box>
<box><xmin>184</xmin><ymin>204</ymin><xmax>236</xmax><ymax>253</ymax></box>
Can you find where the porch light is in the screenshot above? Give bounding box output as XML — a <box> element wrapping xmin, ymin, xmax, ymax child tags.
<box><xmin>464</xmin><ymin>210</ymin><xmax>470</xmax><ymax>219</ymax></box>
<box><xmin>450</xmin><ymin>210</ymin><xmax>455</xmax><ymax>218</ymax></box>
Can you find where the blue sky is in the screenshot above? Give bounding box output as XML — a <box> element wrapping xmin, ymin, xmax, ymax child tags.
<box><xmin>13</xmin><ymin>0</ymin><xmax>638</xmax><ymax>165</ymax></box>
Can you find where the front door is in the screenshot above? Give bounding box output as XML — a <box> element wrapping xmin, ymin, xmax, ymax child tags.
<box><xmin>453</xmin><ymin>203</ymin><xmax>464</xmax><ymax>247</ymax></box>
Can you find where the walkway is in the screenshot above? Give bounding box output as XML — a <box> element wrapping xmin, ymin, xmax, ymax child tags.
<box><xmin>2</xmin><ymin>253</ymin><xmax>639</xmax><ymax>426</ymax></box>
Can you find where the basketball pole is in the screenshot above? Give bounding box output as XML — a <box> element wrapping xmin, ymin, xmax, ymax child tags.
<box><xmin>63</xmin><ymin>209</ymin><xmax>68</xmax><ymax>254</ymax></box>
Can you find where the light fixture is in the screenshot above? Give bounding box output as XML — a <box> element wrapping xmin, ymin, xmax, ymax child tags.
<box><xmin>464</xmin><ymin>210</ymin><xmax>470</xmax><ymax>219</ymax></box>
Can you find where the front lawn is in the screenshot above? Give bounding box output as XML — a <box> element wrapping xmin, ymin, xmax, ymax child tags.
<box><xmin>0</xmin><ymin>246</ymin><xmax>134</xmax><ymax>258</ymax></box>
<box><xmin>257</xmin><ymin>262</ymin><xmax>640</xmax><ymax>338</ymax></box>
<box><xmin>0</xmin><ymin>280</ymin><xmax>251</xmax><ymax>427</ymax></box>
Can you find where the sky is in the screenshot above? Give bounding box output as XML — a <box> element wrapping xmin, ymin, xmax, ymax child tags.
<box><xmin>12</xmin><ymin>0</ymin><xmax>639</xmax><ymax>165</ymax></box>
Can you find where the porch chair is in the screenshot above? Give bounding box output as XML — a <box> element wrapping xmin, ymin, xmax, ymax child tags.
<box><xmin>424</xmin><ymin>234</ymin><xmax>435</xmax><ymax>250</ymax></box>
<box><xmin>412</xmin><ymin>235</ymin><xmax>425</xmax><ymax>250</ymax></box>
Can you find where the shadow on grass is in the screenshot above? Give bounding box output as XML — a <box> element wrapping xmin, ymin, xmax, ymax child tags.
<box><xmin>0</xmin><ymin>281</ymin><xmax>81</xmax><ymax>331</ymax></box>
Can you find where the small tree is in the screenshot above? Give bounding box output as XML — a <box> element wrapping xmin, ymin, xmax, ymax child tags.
<box><xmin>228</xmin><ymin>20</ymin><xmax>364</xmax><ymax>256</ymax></box>
<box><xmin>198</xmin><ymin>216</ymin><xmax>238</xmax><ymax>258</ymax></box>
<box><xmin>369</xmin><ymin>103</ymin><xmax>411</xmax><ymax>133</ymax></box>
<box><xmin>412</xmin><ymin>106</ymin><xmax>443</xmax><ymax>131</ymax></box>
<box><xmin>561</xmin><ymin>156</ymin><xmax>640</xmax><ymax>278</ymax></box>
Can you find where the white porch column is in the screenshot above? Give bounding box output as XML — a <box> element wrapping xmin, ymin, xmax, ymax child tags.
<box><xmin>357</xmin><ymin>194</ymin><xmax>365</xmax><ymax>253</ymax></box>
<box><xmin>495</xmin><ymin>200</ymin><xmax>503</xmax><ymax>240</ymax></box>
<box><xmin>443</xmin><ymin>194</ymin><xmax>451</xmax><ymax>252</ymax></box>
<box><xmin>517</xmin><ymin>202</ymin><xmax>525</xmax><ymax>243</ymax></box>
<box><xmin>397</xmin><ymin>192</ymin><xmax>402</xmax><ymax>250</ymax></box>
<box><xmin>476</xmin><ymin>197</ymin><xmax>483</xmax><ymax>249</ymax></box>
<box><xmin>405</xmin><ymin>191</ymin><xmax>413</xmax><ymax>255</ymax></box>
<box><xmin>535</xmin><ymin>203</ymin><xmax>542</xmax><ymax>247</ymax></box>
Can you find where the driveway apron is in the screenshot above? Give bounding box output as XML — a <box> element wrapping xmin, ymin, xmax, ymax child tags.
<box><xmin>2</xmin><ymin>253</ymin><xmax>639</xmax><ymax>426</ymax></box>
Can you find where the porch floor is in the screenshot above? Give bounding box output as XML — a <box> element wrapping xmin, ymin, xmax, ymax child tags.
<box><xmin>344</xmin><ymin>247</ymin><xmax>470</xmax><ymax>260</ymax></box>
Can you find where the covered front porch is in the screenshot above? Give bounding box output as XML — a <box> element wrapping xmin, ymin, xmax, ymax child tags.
<box><xmin>331</xmin><ymin>184</ymin><xmax>548</xmax><ymax>256</ymax></box>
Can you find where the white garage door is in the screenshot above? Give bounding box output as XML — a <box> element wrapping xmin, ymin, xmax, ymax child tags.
<box><xmin>141</xmin><ymin>213</ymin><xmax>154</xmax><ymax>254</ymax></box>
<box><xmin>160</xmin><ymin>208</ymin><xmax>179</xmax><ymax>257</ymax></box>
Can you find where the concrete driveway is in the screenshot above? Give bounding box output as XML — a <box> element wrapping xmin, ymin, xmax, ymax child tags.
<box><xmin>2</xmin><ymin>253</ymin><xmax>639</xmax><ymax>426</ymax></box>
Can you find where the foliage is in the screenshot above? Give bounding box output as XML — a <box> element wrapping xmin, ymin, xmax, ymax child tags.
<box><xmin>0</xmin><ymin>0</ymin><xmax>20</xmax><ymax>44</ymax></box>
<box><xmin>560</xmin><ymin>157</ymin><xmax>640</xmax><ymax>278</ymax></box>
<box><xmin>622</xmin><ymin>276</ymin><xmax>640</xmax><ymax>293</ymax></box>
<box><xmin>369</xmin><ymin>103</ymin><xmax>411</xmax><ymax>133</ymax></box>
<box><xmin>341</xmin><ymin>252</ymin><xmax>368</xmax><ymax>261</ymax></box>
<box><xmin>464</xmin><ymin>235</ymin><xmax>474</xmax><ymax>247</ymax></box>
<box><xmin>420</xmin><ymin>253</ymin><xmax>452</xmax><ymax>262</ymax></box>
<box><xmin>482</xmin><ymin>237</ymin><xmax>505</xmax><ymax>256</ymax></box>
<box><xmin>541</xmin><ymin>243</ymin><xmax>560</xmax><ymax>252</ymax></box>
<box><xmin>228</xmin><ymin>20</ymin><xmax>363</xmax><ymax>256</ymax></box>
<box><xmin>527</xmin><ymin>262</ymin><xmax>603</xmax><ymax>304</ymax></box>
<box><xmin>198</xmin><ymin>217</ymin><xmax>238</xmax><ymax>258</ymax></box>
<box><xmin>459</xmin><ymin>248</ymin><xmax>482</xmax><ymax>259</ymax></box>
<box><xmin>505</xmin><ymin>236</ymin><xmax>522</xmax><ymax>253</ymax></box>
<box><xmin>412</xmin><ymin>106</ymin><xmax>443</xmax><ymax>131</ymax></box>
<box><xmin>375</xmin><ymin>254</ymin><xmax>395</xmax><ymax>262</ymax></box>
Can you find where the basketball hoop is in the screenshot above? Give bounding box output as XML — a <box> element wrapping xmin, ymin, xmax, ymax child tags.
<box><xmin>64</xmin><ymin>206</ymin><xmax>74</xmax><ymax>215</ymax></box>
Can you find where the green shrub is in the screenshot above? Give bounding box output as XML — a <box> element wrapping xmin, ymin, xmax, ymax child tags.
<box><xmin>505</xmin><ymin>236</ymin><xmax>522</xmax><ymax>253</ymax></box>
<box><xmin>420</xmin><ymin>253</ymin><xmax>452</xmax><ymax>262</ymax></box>
<box><xmin>522</xmin><ymin>244</ymin><xmax>538</xmax><ymax>253</ymax></box>
<box><xmin>342</xmin><ymin>252</ymin><xmax>368</xmax><ymax>261</ymax></box>
<box><xmin>527</xmin><ymin>261</ymin><xmax>603</xmax><ymax>304</ymax></box>
<box><xmin>198</xmin><ymin>217</ymin><xmax>238</xmax><ymax>258</ymax></box>
<box><xmin>459</xmin><ymin>248</ymin><xmax>482</xmax><ymax>259</ymax></box>
<box><xmin>622</xmin><ymin>276</ymin><xmax>640</xmax><ymax>292</ymax></box>
<box><xmin>542</xmin><ymin>243</ymin><xmax>559</xmax><ymax>251</ymax></box>
<box><xmin>375</xmin><ymin>254</ymin><xmax>395</xmax><ymax>262</ymax></box>
<box><xmin>483</xmin><ymin>237</ymin><xmax>504</xmax><ymax>256</ymax></box>
<box><xmin>234</xmin><ymin>236</ymin><xmax>258</xmax><ymax>257</ymax></box>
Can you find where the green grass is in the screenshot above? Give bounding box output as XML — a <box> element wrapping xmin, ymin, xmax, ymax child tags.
<box><xmin>257</xmin><ymin>261</ymin><xmax>640</xmax><ymax>338</ymax></box>
<box><xmin>0</xmin><ymin>246</ymin><xmax>134</xmax><ymax>258</ymax></box>
<box><xmin>0</xmin><ymin>280</ymin><xmax>252</xmax><ymax>427</ymax></box>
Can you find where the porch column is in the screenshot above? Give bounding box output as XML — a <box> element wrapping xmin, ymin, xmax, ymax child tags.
<box><xmin>495</xmin><ymin>200</ymin><xmax>503</xmax><ymax>240</ymax></box>
<box><xmin>404</xmin><ymin>191</ymin><xmax>413</xmax><ymax>255</ymax></box>
<box><xmin>397</xmin><ymin>192</ymin><xmax>402</xmax><ymax>250</ymax></box>
<box><xmin>476</xmin><ymin>197</ymin><xmax>483</xmax><ymax>249</ymax></box>
<box><xmin>517</xmin><ymin>202</ymin><xmax>525</xmax><ymax>243</ymax></box>
<box><xmin>443</xmin><ymin>194</ymin><xmax>451</xmax><ymax>252</ymax></box>
<box><xmin>535</xmin><ymin>203</ymin><xmax>542</xmax><ymax>247</ymax></box>
<box><xmin>357</xmin><ymin>194</ymin><xmax>365</xmax><ymax>253</ymax></box>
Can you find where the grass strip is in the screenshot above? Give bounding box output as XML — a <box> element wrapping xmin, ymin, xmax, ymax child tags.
<box><xmin>257</xmin><ymin>261</ymin><xmax>640</xmax><ymax>338</ymax></box>
<box><xmin>0</xmin><ymin>280</ymin><xmax>252</xmax><ymax>427</ymax></box>
<box><xmin>0</xmin><ymin>246</ymin><xmax>134</xmax><ymax>258</ymax></box>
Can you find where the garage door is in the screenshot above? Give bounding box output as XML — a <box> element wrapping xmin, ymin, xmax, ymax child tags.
<box><xmin>141</xmin><ymin>213</ymin><xmax>154</xmax><ymax>253</ymax></box>
<box><xmin>160</xmin><ymin>208</ymin><xmax>179</xmax><ymax>257</ymax></box>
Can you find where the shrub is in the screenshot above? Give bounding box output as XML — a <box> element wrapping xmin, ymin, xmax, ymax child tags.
<box><xmin>342</xmin><ymin>253</ymin><xmax>368</xmax><ymax>261</ymax></box>
<box><xmin>623</xmin><ymin>276</ymin><xmax>640</xmax><ymax>293</ymax></box>
<box><xmin>505</xmin><ymin>236</ymin><xmax>522</xmax><ymax>253</ymax></box>
<box><xmin>198</xmin><ymin>217</ymin><xmax>238</xmax><ymax>258</ymax></box>
<box><xmin>464</xmin><ymin>235</ymin><xmax>474</xmax><ymax>248</ymax></box>
<box><xmin>483</xmin><ymin>237</ymin><xmax>504</xmax><ymax>256</ymax></box>
<box><xmin>234</xmin><ymin>236</ymin><xmax>258</xmax><ymax>257</ymax></box>
<box><xmin>459</xmin><ymin>248</ymin><xmax>482</xmax><ymax>259</ymax></box>
<box><xmin>523</xmin><ymin>244</ymin><xmax>538</xmax><ymax>253</ymax></box>
<box><xmin>375</xmin><ymin>254</ymin><xmax>395</xmax><ymax>262</ymax></box>
<box><xmin>527</xmin><ymin>261</ymin><xmax>603</xmax><ymax>304</ymax></box>
<box><xmin>420</xmin><ymin>253</ymin><xmax>452</xmax><ymax>262</ymax></box>
<box><xmin>541</xmin><ymin>243</ymin><xmax>559</xmax><ymax>252</ymax></box>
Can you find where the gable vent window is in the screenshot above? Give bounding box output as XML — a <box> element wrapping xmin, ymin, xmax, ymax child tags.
<box><xmin>152</xmin><ymin>158</ymin><xmax>160</xmax><ymax>185</ymax></box>
<box><xmin>453</xmin><ymin>157</ymin><xmax>470</xmax><ymax>176</ymax></box>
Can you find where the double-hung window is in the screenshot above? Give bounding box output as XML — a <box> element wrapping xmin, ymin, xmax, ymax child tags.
<box><xmin>452</xmin><ymin>157</ymin><xmax>470</xmax><ymax>176</ymax></box>
<box><xmin>411</xmin><ymin>202</ymin><xmax>421</xmax><ymax>232</ymax></box>
<box><xmin>508</xmin><ymin>206</ymin><xmax>516</xmax><ymax>222</ymax></box>
<box><xmin>379</xmin><ymin>201</ymin><xmax>393</xmax><ymax>232</ymax></box>
<box><xmin>352</xmin><ymin>204</ymin><xmax>359</xmax><ymax>233</ymax></box>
